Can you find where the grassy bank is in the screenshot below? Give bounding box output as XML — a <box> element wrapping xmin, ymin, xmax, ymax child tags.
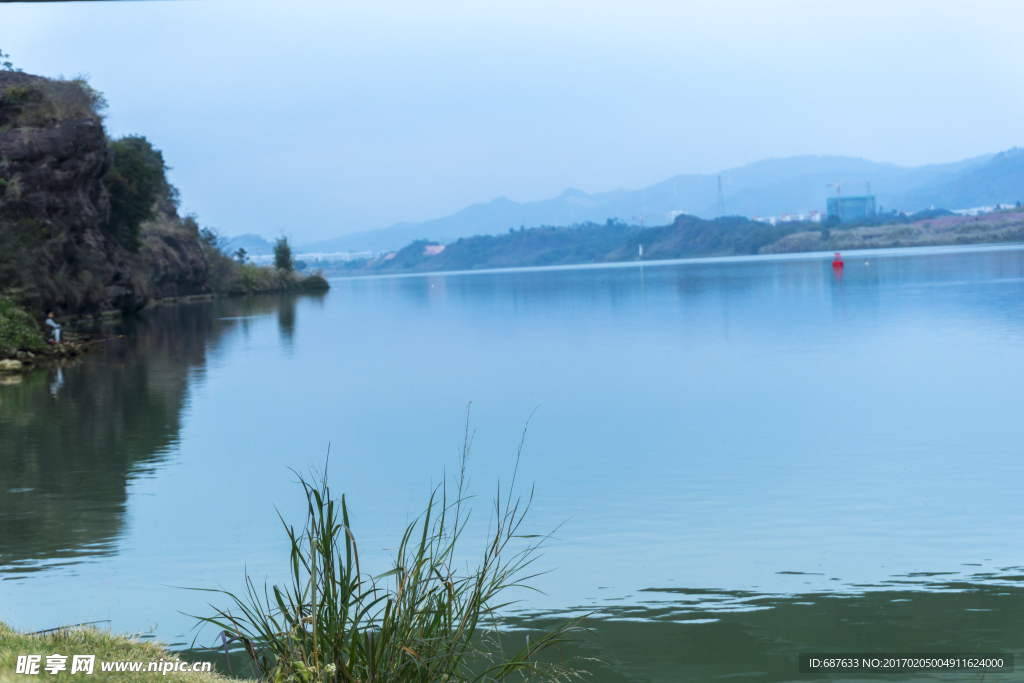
<box><xmin>198</xmin><ymin>231</ymin><xmax>330</xmax><ymax>296</ymax></box>
<box><xmin>0</xmin><ymin>296</ymin><xmax>93</xmax><ymax>371</ymax></box>
<box><xmin>0</xmin><ymin>622</ymin><xmax>229</xmax><ymax>683</ymax></box>
<box><xmin>227</xmin><ymin>263</ymin><xmax>329</xmax><ymax>295</ymax></box>
<box><xmin>0</xmin><ymin>297</ymin><xmax>44</xmax><ymax>353</ymax></box>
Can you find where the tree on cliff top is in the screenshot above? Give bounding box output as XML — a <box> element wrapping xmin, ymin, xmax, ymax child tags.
<box><xmin>1</xmin><ymin>48</ymin><xmax>20</xmax><ymax>72</ymax></box>
<box><xmin>273</xmin><ymin>235</ymin><xmax>294</xmax><ymax>271</ymax></box>
<box><xmin>104</xmin><ymin>135</ymin><xmax>172</xmax><ymax>252</ymax></box>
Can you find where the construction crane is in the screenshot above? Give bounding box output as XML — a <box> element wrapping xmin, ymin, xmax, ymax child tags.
<box><xmin>828</xmin><ymin>180</ymin><xmax>877</xmax><ymax>222</ymax></box>
<box><xmin>827</xmin><ymin>181</ymin><xmax>843</xmax><ymax>221</ymax></box>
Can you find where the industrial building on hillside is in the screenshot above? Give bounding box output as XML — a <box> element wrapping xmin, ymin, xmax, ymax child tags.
<box><xmin>827</xmin><ymin>195</ymin><xmax>876</xmax><ymax>223</ymax></box>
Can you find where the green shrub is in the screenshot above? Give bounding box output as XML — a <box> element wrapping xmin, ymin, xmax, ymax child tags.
<box><xmin>105</xmin><ymin>136</ymin><xmax>173</xmax><ymax>252</ymax></box>
<box><xmin>233</xmin><ymin>262</ymin><xmax>266</xmax><ymax>293</ymax></box>
<box><xmin>198</xmin><ymin>226</ymin><xmax>238</xmax><ymax>295</ymax></box>
<box><xmin>226</xmin><ymin>262</ymin><xmax>329</xmax><ymax>295</ymax></box>
<box><xmin>0</xmin><ymin>297</ymin><xmax>44</xmax><ymax>352</ymax></box>
<box><xmin>296</xmin><ymin>272</ymin><xmax>329</xmax><ymax>290</ymax></box>
<box><xmin>194</xmin><ymin>430</ymin><xmax>585</xmax><ymax>683</ymax></box>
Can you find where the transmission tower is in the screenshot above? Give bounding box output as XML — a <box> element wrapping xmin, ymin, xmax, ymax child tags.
<box><xmin>716</xmin><ymin>175</ymin><xmax>725</xmax><ymax>217</ymax></box>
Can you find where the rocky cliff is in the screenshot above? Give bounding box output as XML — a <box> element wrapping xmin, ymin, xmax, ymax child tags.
<box><xmin>0</xmin><ymin>71</ymin><xmax>209</xmax><ymax>314</ymax></box>
<box><xmin>138</xmin><ymin>198</ymin><xmax>210</xmax><ymax>300</ymax></box>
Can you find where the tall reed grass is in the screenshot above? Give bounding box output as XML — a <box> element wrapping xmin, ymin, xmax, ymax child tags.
<box><xmin>193</xmin><ymin>417</ymin><xmax>587</xmax><ymax>683</ymax></box>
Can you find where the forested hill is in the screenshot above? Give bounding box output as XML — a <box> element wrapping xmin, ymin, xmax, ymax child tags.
<box><xmin>330</xmin><ymin>207</ymin><xmax>1024</xmax><ymax>276</ymax></box>
<box><xmin>354</xmin><ymin>215</ymin><xmax>806</xmax><ymax>274</ymax></box>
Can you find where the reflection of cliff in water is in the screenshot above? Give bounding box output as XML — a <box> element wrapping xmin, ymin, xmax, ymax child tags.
<box><xmin>0</xmin><ymin>295</ymin><xmax>310</xmax><ymax>576</ymax></box>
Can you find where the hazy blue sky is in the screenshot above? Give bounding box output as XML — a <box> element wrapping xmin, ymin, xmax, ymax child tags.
<box><xmin>4</xmin><ymin>0</ymin><xmax>1023</xmax><ymax>242</ymax></box>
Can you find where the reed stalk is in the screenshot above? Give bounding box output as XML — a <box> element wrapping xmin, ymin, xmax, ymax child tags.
<box><xmin>192</xmin><ymin>413</ymin><xmax>587</xmax><ymax>683</ymax></box>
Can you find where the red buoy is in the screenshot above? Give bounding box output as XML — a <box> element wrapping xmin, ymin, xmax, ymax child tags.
<box><xmin>832</xmin><ymin>251</ymin><xmax>844</xmax><ymax>269</ymax></box>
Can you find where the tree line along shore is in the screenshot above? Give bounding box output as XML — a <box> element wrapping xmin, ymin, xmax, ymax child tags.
<box><xmin>317</xmin><ymin>207</ymin><xmax>1024</xmax><ymax>277</ymax></box>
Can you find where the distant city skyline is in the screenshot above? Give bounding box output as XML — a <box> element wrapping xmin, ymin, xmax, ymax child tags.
<box><xmin>3</xmin><ymin>0</ymin><xmax>1023</xmax><ymax>243</ymax></box>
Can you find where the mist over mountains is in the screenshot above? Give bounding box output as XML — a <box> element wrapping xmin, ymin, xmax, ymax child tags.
<box><xmin>250</xmin><ymin>150</ymin><xmax>1022</xmax><ymax>255</ymax></box>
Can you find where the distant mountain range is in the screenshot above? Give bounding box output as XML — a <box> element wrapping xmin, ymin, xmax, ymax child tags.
<box><xmin>234</xmin><ymin>149</ymin><xmax>1024</xmax><ymax>255</ymax></box>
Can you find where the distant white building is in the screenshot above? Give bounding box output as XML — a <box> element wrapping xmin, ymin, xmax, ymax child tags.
<box><xmin>951</xmin><ymin>204</ymin><xmax>1018</xmax><ymax>217</ymax></box>
<box><xmin>254</xmin><ymin>251</ymin><xmax>373</xmax><ymax>264</ymax></box>
<box><xmin>751</xmin><ymin>210</ymin><xmax>823</xmax><ymax>226</ymax></box>
<box><xmin>300</xmin><ymin>251</ymin><xmax>373</xmax><ymax>262</ymax></box>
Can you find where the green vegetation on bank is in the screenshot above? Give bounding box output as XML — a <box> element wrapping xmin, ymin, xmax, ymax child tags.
<box><xmin>194</xmin><ymin>433</ymin><xmax>586</xmax><ymax>683</ymax></box>
<box><xmin>0</xmin><ymin>622</ymin><xmax>226</xmax><ymax>683</ymax></box>
<box><xmin>105</xmin><ymin>136</ymin><xmax>177</xmax><ymax>252</ymax></box>
<box><xmin>199</xmin><ymin>231</ymin><xmax>328</xmax><ymax>295</ymax></box>
<box><xmin>104</xmin><ymin>141</ymin><xmax>327</xmax><ymax>297</ymax></box>
<box><xmin>231</xmin><ymin>261</ymin><xmax>328</xmax><ymax>294</ymax></box>
<box><xmin>0</xmin><ymin>297</ymin><xmax>44</xmax><ymax>353</ymax></box>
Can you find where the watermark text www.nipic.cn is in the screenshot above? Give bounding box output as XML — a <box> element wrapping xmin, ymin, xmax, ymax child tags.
<box><xmin>15</xmin><ymin>655</ymin><xmax>213</xmax><ymax>676</ymax></box>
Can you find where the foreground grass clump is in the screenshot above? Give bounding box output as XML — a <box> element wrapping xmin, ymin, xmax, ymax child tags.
<box><xmin>0</xmin><ymin>622</ymin><xmax>227</xmax><ymax>683</ymax></box>
<box><xmin>0</xmin><ymin>297</ymin><xmax>44</xmax><ymax>352</ymax></box>
<box><xmin>195</xmin><ymin>432</ymin><xmax>586</xmax><ymax>683</ymax></box>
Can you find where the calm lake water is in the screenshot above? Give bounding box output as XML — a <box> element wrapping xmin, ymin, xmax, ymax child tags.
<box><xmin>3</xmin><ymin>245</ymin><xmax>1024</xmax><ymax>681</ymax></box>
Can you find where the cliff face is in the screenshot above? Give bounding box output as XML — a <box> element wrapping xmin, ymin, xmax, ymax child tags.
<box><xmin>138</xmin><ymin>200</ymin><xmax>210</xmax><ymax>299</ymax></box>
<box><xmin>0</xmin><ymin>71</ymin><xmax>209</xmax><ymax>314</ymax></box>
<box><xmin>0</xmin><ymin>72</ymin><xmax>147</xmax><ymax>313</ymax></box>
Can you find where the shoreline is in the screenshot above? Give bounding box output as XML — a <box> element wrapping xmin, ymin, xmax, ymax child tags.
<box><xmin>0</xmin><ymin>285</ymin><xmax>328</xmax><ymax>379</ymax></box>
<box><xmin>321</xmin><ymin>239</ymin><xmax>1024</xmax><ymax>281</ymax></box>
<box><xmin>318</xmin><ymin>215</ymin><xmax>1024</xmax><ymax>279</ymax></box>
<box><xmin>0</xmin><ymin>622</ymin><xmax>229</xmax><ymax>683</ymax></box>
<box><xmin>0</xmin><ymin>338</ymin><xmax>96</xmax><ymax>378</ymax></box>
